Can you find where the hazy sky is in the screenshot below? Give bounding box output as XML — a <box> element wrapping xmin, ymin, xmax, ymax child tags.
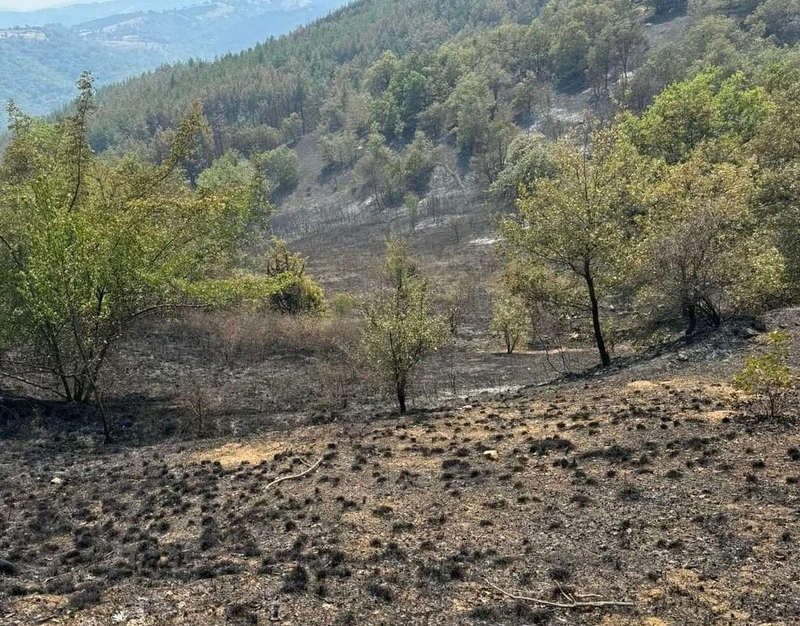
<box><xmin>0</xmin><ymin>0</ymin><xmax>105</xmax><ymax>10</ymax></box>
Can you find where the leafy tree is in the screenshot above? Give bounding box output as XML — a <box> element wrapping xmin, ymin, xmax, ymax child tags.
<box><xmin>552</xmin><ymin>20</ymin><xmax>591</xmax><ymax>84</ymax></box>
<box><xmin>402</xmin><ymin>131</ymin><xmax>436</xmax><ymax>194</ymax></box>
<box><xmin>490</xmin><ymin>133</ymin><xmax>553</xmax><ymax>202</ymax></box>
<box><xmin>319</xmin><ymin>130</ymin><xmax>359</xmax><ymax>170</ymax></box>
<box><xmin>753</xmin><ymin>76</ymin><xmax>800</xmax><ymax>296</ymax></box>
<box><xmin>405</xmin><ymin>193</ymin><xmax>421</xmax><ymax>232</ymax></box>
<box><xmin>228</xmin><ymin>124</ymin><xmax>282</xmax><ymax>157</ymax></box>
<box><xmin>635</xmin><ymin>153</ymin><xmax>786</xmax><ymax>334</ymax></box>
<box><xmin>501</xmin><ymin>257</ymin><xmax>577</xmax><ymax>338</ymax></box>
<box><xmin>733</xmin><ymin>329</ymin><xmax>793</xmax><ymax>419</ymax></box>
<box><xmin>255</xmin><ymin>146</ymin><xmax>299</xmax><ymax>197</ymax></box>
<box><xmin>471</xmin><ymin>113</ymin><xmax>520</xmax><ymax>186</ymax></box>
<box><xmin>628</xmin><ymin>69</ymin><xmax>772</xmax><ymax>164</ymax></box>
<box><xmin>361</xmin><ymin>238</ymin><xmax>447</xmax><ymax>413</ymax></box>
<box><xmin>371</xmin><ymin>56</ymin><xmax>430</xmax><ymax>139</ymax></box>
<box><xmin>281</xmin><ymin>113</ymin><xmax>304</xmax><ymax>146</ymax></box>
<box><xmin>0</xmin><ymin>78</ymin><xmax>286</xmax><ymax>438</ymax></box>
<box><xmin>198</xmin><ymin>150</ymin><xmax>258</xmax><ymax>197</ymax></box>
<box><xmin>490</xmin><ymin>292</ymin><xmax>529</xmax><ymax>354</ymax></box>
<box><xmin>358</xmin><ymin>125</ymin><xmax>404</xmax><ymax>209</ymax></box>
<box><xmin>438</xmin><ymin>276</ymin><xmax>476</xmax><ymax>336</ymax></box>
<box><xmin>747</xmin><ymin>0</ymin><xmax>800</xmax><ymax>45</ymax></box>
<box><xmin>512</xmin><ymin>72</ymin><xmax>542</xmax><ymax>119</ymax></box>
<box><xmin>446</xmin><ymin>72</ymin><xmax>494</xmax><ymax>154</ymax></box>
<box><xmin>502</xmin><ymin>126</ymin><xmax>648</xmax><ymax>367</ymax></box>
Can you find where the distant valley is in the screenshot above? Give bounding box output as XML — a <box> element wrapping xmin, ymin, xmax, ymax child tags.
<box><xmin>0</xmin><ymin>0</ymin><xmax>348</xmax><ymax>120</ymax></box>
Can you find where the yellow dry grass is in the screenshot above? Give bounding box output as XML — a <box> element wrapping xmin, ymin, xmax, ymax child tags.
<box><xmin>186</xmin><ymin>425</ymin><xmax>334</xmax><ymax>467</ymax></box>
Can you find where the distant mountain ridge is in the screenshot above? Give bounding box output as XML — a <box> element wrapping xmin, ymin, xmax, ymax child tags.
<box><xmin>0</xmin><ymin>1</ymin><xmax>218</xmax><ymax>28</ymax></box>
<box><xmin>0</xmin><ymin>0</ymin><xmax>348</xmax><ymax>120</ymax></box>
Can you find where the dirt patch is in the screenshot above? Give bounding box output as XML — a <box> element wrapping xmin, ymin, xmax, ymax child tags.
<box><xmin>187</xmin><ymin>435</ymin><xmax>326</xmax><ymax>468</ymax></box>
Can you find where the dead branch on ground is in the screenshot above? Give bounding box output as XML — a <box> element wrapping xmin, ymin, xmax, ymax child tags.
<box><xmin>265</xmin><ymin>457</ymin><xmax>323</xmax><ymax>491</ymax></box>
<box><xmin>482</xmin><ymin>577</ymin><xmax>635</xmax><ymax>610</ymax></box>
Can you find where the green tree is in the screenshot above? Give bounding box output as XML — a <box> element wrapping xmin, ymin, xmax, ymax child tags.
<box><xmin>361</xmin><ymin>238</ymin><xmax>447</xmax><ymax>413</ymax></box>
<box><xmin>636</xmin><ymin>154</ymin><xmax>785</xmax><ymax>334</ymax></box>
<box><xmin>490</xmin><ymin>292</ymin><xmax>529</xmax><ymax>354</ymax></box>
<box><xmin>358</xmin><ymin>125</ymin><xmax>404</xmax><ymax>209</ymax></box>
<box><xmin>280</xmin><ymin>112</ymin><xmax>304</xmax><ymax>146</ymax></box>
<box><xmin>747</xmin><ymin>0</ymin><xmax>800</xmax><ymax>45</ymax></box>
<box><xmin>471</xmin><ymin>113</ymin><xmax>519</xmax><ymax>186</ymax></box>
<box><xmin>502</xmin><ymin>127</ymin><xmax>647</xmax><ymax>367</ymax></box>
<box><xmin>489</xmin><ymin>132</ymin><xmax>552</xmax><ymax>202</ymax></box>
<box><xmin>0</xmin><ymin>78</ymin><xmax>281</xmax><ymax>438</ymax></box>
<box><xmin>405</xmin><ymin>193</ymin><xmax>421</xmax><ymax>232</ymax></box>
<box><xmin>402</xmin><ymin>131</ymin><xmax>436</xmax><ymax>194</ymax></box>
<box><xmin>255</xmin><ymin>145</ymin><xmax>299</xmax><ymax>197</ymax></box>
<box><xmin>198</xmin><ymin>150</ymin><xmax>259</xmax><ymax>198</ymax></box>
<box><xmin>446</xmin><ymin>72</ymin><xmax>494</xmax><ymax>154</ymax></box>
<box><xmin>628</xmin><ymin>69</ymin><xmax>772</xmax><ymax>164</ymax></box>
<box><xmin>753</xmin><ymin>76</ymin><xmax>800</xmax><ymax>296</ymax></box>
<box><xmin>319</xmin><ymin>130</ymin><xmax>358</xmax><ymax>170</ymax></box>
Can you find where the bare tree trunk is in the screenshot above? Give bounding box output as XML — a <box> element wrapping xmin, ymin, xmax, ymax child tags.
<box><xmin>397</xmin><ymin>383</ymin><xmax>407</xmax><ymax>414</ymax></box>
<box><xmin>685</xmin><ymin>303</ymin><xmax>697</xmax><ymax>336</ymax></box>
<box><xmin>584</xmin><ymin>262</ymin><xmax>610</xmax><ymax>367</ymax></box>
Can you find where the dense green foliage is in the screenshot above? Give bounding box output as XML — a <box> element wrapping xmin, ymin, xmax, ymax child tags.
<box><xmin>0</xmin><ymin>79</ymin><xmax>320</xmax><ymax>431</ymax></box>
<box><xmin>77</xmin><ymin>0</ymin><xmax>800</xmax><ymax>214</ymax></box>
<box><xmin>86</xmin><ymin>0</ymin><xmax>550</xmax><ymax>155</ymax></box>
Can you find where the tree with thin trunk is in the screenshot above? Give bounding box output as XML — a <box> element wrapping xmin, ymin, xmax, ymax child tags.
<box><xmin>635</xmin><ymin>152</ymin><xmax>785</xmax><ymax>335</ymax></box>
<box><xmin>361</xmin><ymin>237</ymin><xmax>447</xmax><ymax>413</ymax></box>
<box><xmin>0</xmin><ymin>75</ymin><xmax>288</xmax><ymax>440</ymax></box>
<box><xmin>501</xmin><ymin>126</ymin><xmax>647</xmax><ymax>367</ymax></box>
<box><xmin>490</xmin><ymin>292</ymin><xmax>529</xmax><ymax>355</ymax></box>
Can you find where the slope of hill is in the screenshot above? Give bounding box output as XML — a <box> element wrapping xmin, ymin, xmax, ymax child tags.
<box><xmin>0</xmin><ymin>0</ymin><xmax>348</xmax><ymax>120</ymax></box>
<box><xmin>87</xmin><ymin>0</ymin><xmax>549</xmax><ymax>150</ymax></box>
<box><xmin>1</xmin><ymin>309</ymin><xmax>798</xmax><ymax>625</ymax></box>
<box><xmin>82</xmin><ymin>0</ymin><xmax>792</xmax><ymax>174</ymax></box>
<box><xmin>2</xmin><ymin>0</ymin><xmax>800</xmax><ymax>621</ymax></box>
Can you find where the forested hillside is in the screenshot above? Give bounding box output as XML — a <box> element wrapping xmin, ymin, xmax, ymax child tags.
<box><xmin>0</xmin><ymin>0</ymin><xmax>347</xmax><ymax>120</ymax></box>
<box><xmin>85</xmin><ymin>0</ymin><xmax>800</xmax><ymax>188</ymax></box>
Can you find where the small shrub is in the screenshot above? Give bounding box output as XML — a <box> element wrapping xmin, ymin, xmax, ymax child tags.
<box><xmin>330</xmin><ymin>293</ymin><xmax>356</xmax><ymax>317</ymax></box>
<box><xmin>733</xmin><ymin>329</ymin><xmax>793</xmax><ymax>419</ymax></box>
<box><xmin>490</xmin><ymin>292</ymin><xmax>529</xmax><ymax>354</ymax></box>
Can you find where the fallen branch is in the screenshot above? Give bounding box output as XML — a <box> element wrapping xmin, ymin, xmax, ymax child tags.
<box><xmin>482</xmin><ymin>577</ymin><xmax>634</xmax><ymax>610</ymax></box>
<box><xmin>265</xmin><ymin>457</ymin><xmax>323</xmax><ymax>491</ymax></box>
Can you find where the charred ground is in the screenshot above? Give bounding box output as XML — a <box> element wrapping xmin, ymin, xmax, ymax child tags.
<box><xmin>1</xmin><ymin>310</ymin><xmax>798</xmax><ymax>626</ymax></box>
